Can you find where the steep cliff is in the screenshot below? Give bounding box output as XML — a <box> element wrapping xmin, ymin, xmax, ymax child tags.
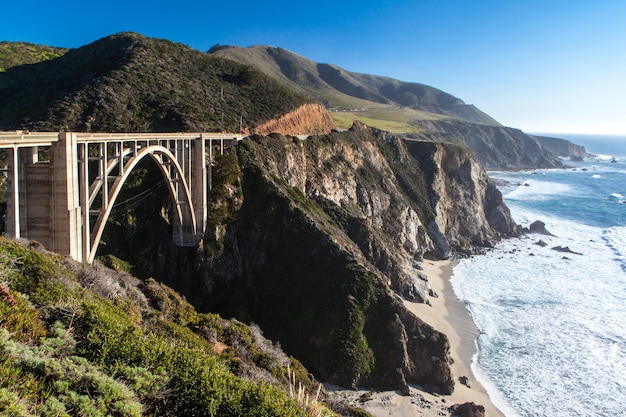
<box><xmin>194</xmin><ymin>124</ymin><xmax>518</xmax><ymax>393</ymax></box>
<box><xmin>533</xmin><ymin>135</ymin><xmax>591</xmax><ymax>159</ymax></box>
<box><xmin>254</xmin><ymin>103</ymin><xmax>337</xmax><ymax>135</ymax></box>
<box><xmin>408</xmin><ymin>119</ymin><xmax>563</xmax><ymax>169</ymax></box>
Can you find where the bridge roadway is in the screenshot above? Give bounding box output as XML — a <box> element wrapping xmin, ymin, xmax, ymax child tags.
<box><xmin>0</xmin><ymin>131</ymin><xmax>244</xmax><ymax>263</ymax></box>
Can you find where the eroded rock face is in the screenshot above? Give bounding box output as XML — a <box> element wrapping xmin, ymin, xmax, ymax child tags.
<box><xmin>202</xmin><ymin>124</ymin><xmax>517</xmax><ymax>392</ymax></box>
<box><xmin>104</xmin><ymin>123</ymin><xmax>518</xmax><ymax>394</ymax></box>
<box><xmin>408</xmin><ymin>140</ymin><xmax>520</xmax><ymax>257</ymax></box>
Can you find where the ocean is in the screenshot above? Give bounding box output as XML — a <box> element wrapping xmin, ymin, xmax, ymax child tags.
<box><xmin>451</xmin><ymin>134</ymin><xmax>626</xmax><ymax>416</ymax></box>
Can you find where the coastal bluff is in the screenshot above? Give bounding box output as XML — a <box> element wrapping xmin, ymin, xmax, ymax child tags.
<box><xmin>119</xmin><ymin>122</ymin><xmax>519</xmax><ymax>394</ymax></box>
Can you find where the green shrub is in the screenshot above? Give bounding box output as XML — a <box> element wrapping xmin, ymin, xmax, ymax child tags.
<box><xmin>0</xmin><ymin>327</ymin><xmax>142</xmax><ymax>417</ymax></box>
<box><xmin>0</xmin><ymin>237</ymin><xmax>326</xmax><ymax>417</ymax></box>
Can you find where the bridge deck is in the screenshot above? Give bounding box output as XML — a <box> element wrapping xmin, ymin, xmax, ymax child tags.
<box><xmin>0</xmin><ymin>131</ymin><xmax>245</xmax><ymax>148</ymax></box>
<box><xmin>0</xmin><ymin>131</ymin><xmax>60</xmax><ymax>147</ymax></box>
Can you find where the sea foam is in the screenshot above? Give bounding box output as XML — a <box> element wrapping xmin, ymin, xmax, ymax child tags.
<box><xmin>452</xmin><ymin>148</ymin><xmax>626</xmax><ymax>416</ymax></box>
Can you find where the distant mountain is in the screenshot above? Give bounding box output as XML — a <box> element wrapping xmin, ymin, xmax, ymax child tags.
<box><xmin>0</xmin><ymin>33</ymin><xmax>310</xmax><ymax>132</ymax></box>
<box><xmin>533</xmin><ymin>135</ymin><xmax>592</xmax><ymax>159</ymax></box>
<box><xmin>209</xmin><ymin>45</ymin><xmax>570</xmax><ymax>169</ymax></box>
<box><xmin>209</xmin><ymin>45</ymin><xmax>499</xmax><ymax>125</ymax></box>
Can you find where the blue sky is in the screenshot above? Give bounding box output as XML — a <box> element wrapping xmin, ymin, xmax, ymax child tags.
<box><xmin>3</xmin><ymin>0</ymin><xmax>625</xmax><ymax>135</ymax></box>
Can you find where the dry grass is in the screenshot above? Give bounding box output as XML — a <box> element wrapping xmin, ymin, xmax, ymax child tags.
<box><xmin>287</xmin><ymin>362</ymin><xmax>328</xmax><ymax>417</ymax></box>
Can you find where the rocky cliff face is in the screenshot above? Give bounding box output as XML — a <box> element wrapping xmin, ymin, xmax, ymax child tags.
<box><xmin>194</xmin><ymin>123</ymin><xmax>519</xmax><ymax>393</ymax></box>
<box><xmin>409</xmin><ymin>119</ymin><xmax>563</xmax><ymax>170</ymax></box>
<box><xmin>96</xmin><ymin>123</ymin><xmax>518</xmax><ymax>394</ymax></box>
<box><xmin>533</xmin><ymin>135</ymin><xmax>591</xmax><ymax>159</ymax></box>
<box><xmin>253</xmin><ymin>103</ymin><xmax>337</xmax><ymax>135</ymax></box>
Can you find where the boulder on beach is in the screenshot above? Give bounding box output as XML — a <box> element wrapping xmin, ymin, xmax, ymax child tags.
<box><xmin>450</xmin><ymin>402</ymin><xmax>486</xmax><ymax>417</ymax></box>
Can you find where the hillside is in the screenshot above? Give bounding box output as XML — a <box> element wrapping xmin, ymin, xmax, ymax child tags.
<box><xmin>0</xmin><ymin>41</ymin><xmax>67</xmax><ymax>72</ymax></box>
<box><xmin>0</xmin><ymin>235</ymin><xmax>353</xmax><ymax>416</ymax></box>
<box><xmin>0</xmin><ymin>33</ymin><xmax>314</xmax><ymax>133</ymax></box>
<box><xmin>91</xmin><ymin>125</ymin><xmax>518</xmax><ymax>398</ymax></box>
<box><xmin>209</xmin><ymin>45</ymin><xmax>499</xmax><ymax>125</ymax></box>
<box><xmin>209</xmin><ymin>45</ymin><xmax>576</xmax><ymax>169</ymax></box>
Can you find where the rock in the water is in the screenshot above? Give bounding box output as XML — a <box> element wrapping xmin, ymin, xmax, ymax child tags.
<box><xmin>529</xmin><ymin>220</ymin><xmax>556</xmax><ymax>236</ymax></box>
<box><xmin>552</xmin><ymin>246</ymin><xmax>582</xmax><ymax>255</ymax></box>
<box><xmin>534</xmin><ymin>239</ymin><xmax>548</xmax><ymax>247</ymax></box>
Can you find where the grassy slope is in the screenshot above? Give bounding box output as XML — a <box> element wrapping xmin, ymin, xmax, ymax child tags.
<box><xmin>331</xmin><ymin>106</ymin><xmax>450</xmax><ymax>134</ymax></box>
<box><xmin>0</xmin><ymin>236</ymin><xmax>345</xmax><ymax>417</ymax></box>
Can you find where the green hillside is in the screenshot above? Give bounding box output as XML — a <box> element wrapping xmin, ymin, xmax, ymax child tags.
<box><xmin>209</xmin><ymin>45</ymin><xmax>500</xmax><ymax>127</ymax></box>
<box><xmin>0</xmin><ymin>33</ymin><xmax>309</xmax><ymax>132</ymax></box>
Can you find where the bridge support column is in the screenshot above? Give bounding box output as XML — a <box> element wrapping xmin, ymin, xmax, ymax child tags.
<box><xmin>6</xmin><ymin>147</ymin><xmax>40</xmax><ymax>240</ymax></box>
<box><xmin>5</xmin><ymin>148</ymin><xmax>21</xmax><ymax>239</ymax></box>
<box><xmin>49</xmin><ymin>132</ymin><xmax>84</xmax><ymax>262</ymax></box>
<box><xmin>194</xmin><ymin>136</ymin><xmax>208</xmax><ymax>240</ymax></box>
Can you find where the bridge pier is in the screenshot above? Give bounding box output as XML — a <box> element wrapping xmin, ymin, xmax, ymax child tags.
<box><xmin>49</xmin><ymin>133</ymin><xmax>84</xmax><ymax>261</ymax></box>
<box><xmin>194</xmin><ymin>136</ymin><xmax>208</xmax><ymax>240</ymax></box>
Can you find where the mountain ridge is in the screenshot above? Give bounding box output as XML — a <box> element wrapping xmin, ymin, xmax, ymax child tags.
<box><xmin>0</xmin><ymin>34</ymin><xmax>588</xmax><ymax>169</ymax></box>
<box><xmin>209</xmin><ymin>44</ymin><xmax>500</xmax><ymax>126</ymax></box>
<box><xmin>209</xmin><ymin>44</ymin><xmax>579</xmax><ymax>169</ymax></box>
<box><xmin>0</xmin><ymin>33</ymin><xmax>313</xmax><ymax>133</ymax></box>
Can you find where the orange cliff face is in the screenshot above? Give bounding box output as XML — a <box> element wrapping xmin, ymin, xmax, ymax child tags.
<box><xmin>253</xmin><ymin>103</ymin><xmax>337</xmax><ymax>136</ymax></box>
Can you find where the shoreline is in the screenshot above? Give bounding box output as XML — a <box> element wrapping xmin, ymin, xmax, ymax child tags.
<box><xmin>407</xmin><ymin>260</ymin><xmax>504</xmax><ymax>417</ymax></box>
<box><xmin>326</xmin><ymin>259</ymin><xmax>505</xmax><ymax>416</ymax></box>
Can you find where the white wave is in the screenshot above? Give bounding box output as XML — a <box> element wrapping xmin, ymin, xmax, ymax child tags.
<box><xmin>591</xmin><ymin>174</ymin><xmax>602</xmax><ymax>179</ymax></box>
<box><xmin>593</xmin><ymin>153</ymin><xmax>617</xmax><ymax>161</ymax></box>
<box><xmin>503</xmin><ymin>180</ymin><xmax>574</xmax><ymax>201</ymax></box>
<box><xmin>604</xmin><ymin>227</ymin><xmax>626</xmax><ymax>272</ymax></box>
<box><xmin>452</xmin><ymin>206</ymin><xmax>626</xmax><ymax>416</ymax></box>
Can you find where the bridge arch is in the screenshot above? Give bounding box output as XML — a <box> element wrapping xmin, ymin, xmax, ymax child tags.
<box><xmin>87</xmin><ymin>145</ymin><xmax>197</xmax><ymax>263</ymax></box>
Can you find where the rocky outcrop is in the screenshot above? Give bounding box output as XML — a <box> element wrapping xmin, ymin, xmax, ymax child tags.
<box><xmin>97</xmin><ymin>123</ymin><xmax>518</xmax><ymax>395</ymax></box>
<box><xmin>533</xmin><ymin>135</ymin><xmax>591</xmax><ymax>159</ymax></box>
<box><xmin>408</xmin><ymin>119</ymin><xmax>563</xmax><ymax>170</ymax></box>
<box><xmin>529</xmin><ymin>220</ymin><xmax>555</xmax><ymax>236</ymax></box>
<box><xmin>450</xmin><ymin>402</ymin><xmax>486</xmax><ymax>417</ymax></box>
<box><xmin>407</xmin><ymin>139</ymin><xmax>521</xmax><ymax>256</ymax></box>
<box><xmin>254</xmin><ymin>103</ymin><xmax>337</xmax><ymax>135</ymax></box>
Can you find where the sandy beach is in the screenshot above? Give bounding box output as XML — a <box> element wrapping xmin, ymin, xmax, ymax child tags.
<box><xmin>326</xmin><ymin>260</ymin><xmax>504</xmax><ymax>417</ymax></box>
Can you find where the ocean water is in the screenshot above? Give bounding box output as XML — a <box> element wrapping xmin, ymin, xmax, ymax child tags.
<box><xmin>451</xmin><ymin>135</ymin><xmax>626</xmax><ymax>417</ymax></box>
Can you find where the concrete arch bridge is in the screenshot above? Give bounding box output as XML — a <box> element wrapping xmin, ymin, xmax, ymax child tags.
<box><xmin>0</xmin><ymin>131</ymin><xmax>243</xmax><ymax>263</ymax></box>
